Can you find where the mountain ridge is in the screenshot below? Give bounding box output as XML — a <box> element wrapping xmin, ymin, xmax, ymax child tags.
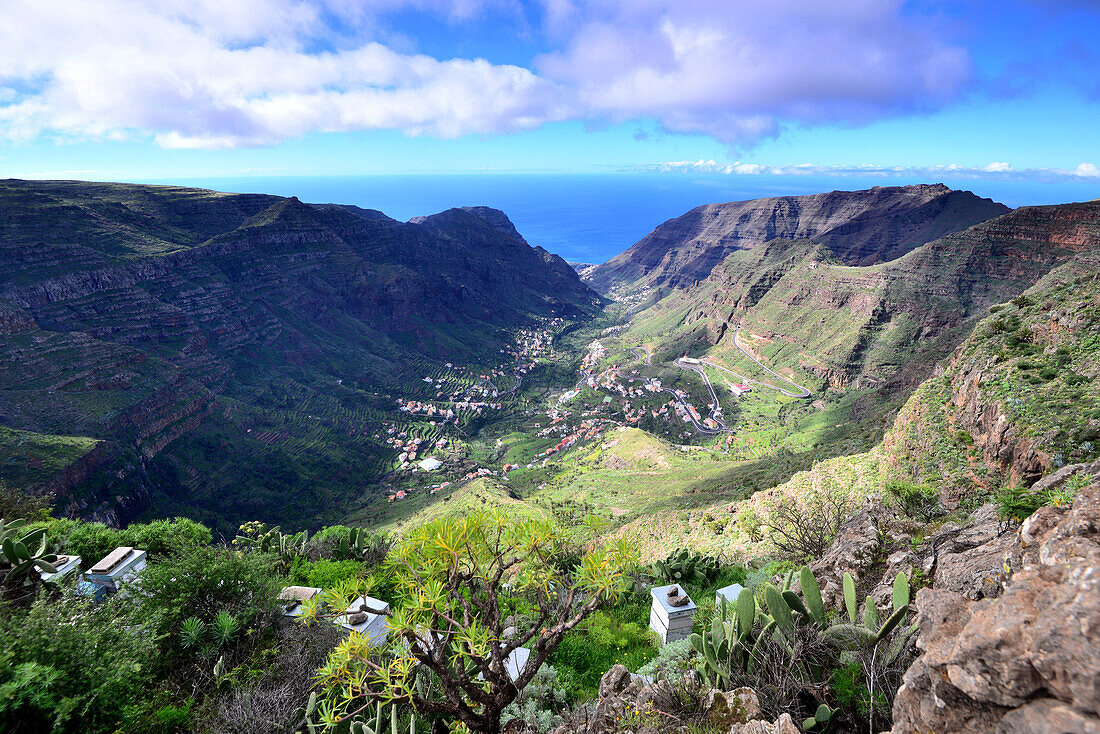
<box><xmin>0</xmin><ymin>180</ymin><xmax>600</xmax><ymax>530</ymax></box>
<box><xmin>587</xmin><ymin>184</ymin><xmax>1009</xmax><ymax>292</ymax></box>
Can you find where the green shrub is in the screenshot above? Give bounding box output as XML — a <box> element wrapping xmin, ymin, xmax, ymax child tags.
<box><xmin>35</xmin><ymin>517</ymin><xmax>212</xmax><ymax>566</ymax></box>
<box><xmin>994</xmin><ymin>488</ymin><xmax>1042</xmax><ymax>521</ymax></box>
<box><xmin>136</xmin><ymin>544</ymin><xmax>281</xmax><ymax>659</ymax></box>
<box><xmin>0</xmin><ymin>591</ymin><xmax>157</xmax><ymax>733</ymax></box>
<box><xmin>636</xmin><ymin>638</ymin><xmax>696</xmax><ymax>681</ymax></box>
<box><xmin>152</xmin><ymin>701</ymin><xmax>192</xmax><ymax>731</ymax></box>
<box><xmin>289</xmin><ymin>557</ymin><xmax>364</xmax><ymax>588</ymax></box>
<box><xmin>886</xmin><ymin>480</ymin><xmax>942</xmax><ymax>522</ymax></box>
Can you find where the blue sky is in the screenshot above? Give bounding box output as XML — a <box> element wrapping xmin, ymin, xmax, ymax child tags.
<box><xmin>0</xmin><ymin>0</ymin><xmax>1098</xmax><ymax>197</ymax></box>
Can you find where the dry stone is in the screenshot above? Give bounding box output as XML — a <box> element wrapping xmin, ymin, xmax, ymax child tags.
<box><xmin>891</xmin><ymin>481</ymin><xmax>1100</xmax><ymax>733</ymax></box>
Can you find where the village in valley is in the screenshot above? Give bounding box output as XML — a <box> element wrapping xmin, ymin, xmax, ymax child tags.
<box><xmin>353</xmin><ymin>312</ymin><xmax>814</xmax><ymax>527</ymax></box>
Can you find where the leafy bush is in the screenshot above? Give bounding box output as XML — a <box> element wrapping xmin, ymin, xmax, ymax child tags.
<box><xmin>288</xmin><ymin>557</ymin><xmax>364</xmax><ymax>588</ymax></box>
<box><xmin>36</xmin><ymin>517</ymin><xmax>212</xmax><ymax>566</ymax></box>
<box><xmin>136</xmin><ymin>544</ymin><xmax>281</xmax><ymax>661</ymax></box>
<box><xmin>996</xmin><ymin>479</ymin><xmax>1082</xmax><ymax>522</ymax></box>
<box><xmin>885</xmin><ymin>480</ymin><xmax>942</xmax><ymax>522</ymax></box>
<box><xmin>0</xmin><ymin>591</ymin><xmax>157</xmax><ymax>733</ymax></box>
<box><xmin>636</xmin><ymin>638</ymin><xmax>695</xmax><ymax>681</ymax></box>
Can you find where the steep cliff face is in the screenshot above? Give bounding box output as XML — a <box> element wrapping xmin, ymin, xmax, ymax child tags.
<box><xmin>629</xmin><ymin>201</ymin><xmax>1100</xmax><ymax>401</ymax></box>
<box><xmin>587</xmin><ymin>184</ymin><xmax>1008</xmax><ymax>292</ymax></box>
<box><xmin>882</xmin><ymin>222</ymin><xmax>1100</xmax><ymax>494</ymax></box>
<box><xmin>891</xmin><ymin>471</ymin><xmax>1100</xmax><ymax>734</ymax></box>
<box><xmin>0</xmin><ymin>180</ymin><xmax>600</xmax><ymax>530</ymax></box>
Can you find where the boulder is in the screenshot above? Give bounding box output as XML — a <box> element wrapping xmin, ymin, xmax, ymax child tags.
<box><xmin>929</xmin><ymin>504</ymin><xmax>1014</xmax><ymax>600</ymax></box>
<box><xmin>598</xmin><ymin>664</ymin><xmax>634</xmax><ymax>700</ymax></box>
<box><xmin>730</xmin><ymin>712</ymin><xmax>801</xmax><ymax>734</ymax></box>
<box><xmin>891</xmin><ymin>481</ymin><xmax>1100</xmax><ymax>733</ymax></box>
<box><xmin>702</xmin><ymin>687</ymin><xmax>762</xmax><ymax>728</ymax></box>
<box><xmin>810</xmin><ymin>494</ymin><xmax>888</xmax><ymax>609</ymax></box>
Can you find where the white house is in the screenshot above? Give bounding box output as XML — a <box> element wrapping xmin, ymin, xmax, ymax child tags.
<box><xmin>418</xmin><ymin>457</ymin><xmax>443</xmax><ymax>471</ymax></box>
<box><xmin>86</xmin><ymin>547</ymin><xmax>147</xmax><ymax>594</ymax></box>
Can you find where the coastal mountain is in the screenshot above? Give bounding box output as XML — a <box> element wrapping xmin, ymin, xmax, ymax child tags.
<box><xmin>587</xmin><ymin>184</ymin><xmax>1009</xmax><ymax>292</ymax></box>
<box><xmin>629</xmin><ymin>200</ymin><xmax>1100</xmax><ymax>389</ymax></box>
<box><xmin>0</xmin><ymin>179</ymin><xmax>600</xmax><ymax>531</ymax></box>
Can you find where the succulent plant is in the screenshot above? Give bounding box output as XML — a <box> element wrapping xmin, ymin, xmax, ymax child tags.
<box><xmin>651</xmin><ymin>548</ymin><xmax>720</xmax><ymax>585</ymax></box>
<box><xmin>0</xmin><ymin>517</ymin><xmax>58</xmax><ymax>586</ymax></box>
<box><xmin>802</xmin><ymin>702</ymin><xmax>836</xmax><ymax>732</ymax></box>
<box><xmin>235</xmin><ymin>523</ymin><xmax>309</xmax><ymax>571</ymax></box>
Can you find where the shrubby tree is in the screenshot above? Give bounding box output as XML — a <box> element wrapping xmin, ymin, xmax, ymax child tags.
<box><xmin>136</xmin><ymin>544</ymin><xmax>282</xmax><ymax>675</ymax></box>
<box><xmin>306</xmin><ymin>510</ymin><xmax>637</xmax><ymax>734</ymax></box>
<box><xmin>0</xmin><ymin>589</ymin><xmax>157</xmax><ymax>733</ymax></box>
<box><xmin>759</xmin><ymin>486</ymin><xmax>861</xmax><ymax>562</ymax></box>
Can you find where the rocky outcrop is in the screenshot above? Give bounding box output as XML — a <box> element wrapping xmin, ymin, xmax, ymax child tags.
<box><xmin>588</xmin><ymin>184</ymin><xmax>1008</xmax><ymax>292</ymax></box>
<box><xmin>891</xmin><ymin>475</ymin><xmax>1100</xmax><ymax>733</ymax></box>
<box><xmin>549</xmin><ymin>665</ymin><xmax>765</xmax><ymax>734</ymax></box>
<box><xmin>881</xmin><ymin>236</ymin><xmax>1100</xmax><ymax>496</ymax></box>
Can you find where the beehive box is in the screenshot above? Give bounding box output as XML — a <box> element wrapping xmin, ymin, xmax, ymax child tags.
<box><xmin>650</xmin><ymin>584</ymin><xmax>697</xmax><ymax>644</ymax></box>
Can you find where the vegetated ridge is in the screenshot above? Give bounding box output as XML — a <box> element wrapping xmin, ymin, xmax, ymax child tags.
<box><xmin>0</xmin><ymin>179</ymin><xmax>600</xmax><ymax>532</ymax></box>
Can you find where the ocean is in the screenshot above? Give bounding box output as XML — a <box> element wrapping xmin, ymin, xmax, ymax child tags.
<box><xmin>139</xmin><ymin>173</ymin><xmax>1100</xmax><ymax>264</ymax></box>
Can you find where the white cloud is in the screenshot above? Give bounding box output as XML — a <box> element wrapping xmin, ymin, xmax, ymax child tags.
<box><xmin>649</xmin><ymin>159</ymin><xmax>1100</xmax><ymax>181</ymax></box>
<box><xmin>536</xmin><ymin>0</ymin><xmax>971</xmax><ymax>143</ymax></box>
<box><xmin>0</xmin><ymin>0</ymin><xmax>972</xmax><ymax>149</ymax></box>
<box><xmin>0</xmin><ymin>0</ymin><xmax>561</xmax><ymax>148</ymax></box>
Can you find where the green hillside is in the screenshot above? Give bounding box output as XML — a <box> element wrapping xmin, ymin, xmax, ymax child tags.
<box><xmin>0</xmin><ymin>181</ymin><xmax>601</xmax><ymax>533</ymax></box>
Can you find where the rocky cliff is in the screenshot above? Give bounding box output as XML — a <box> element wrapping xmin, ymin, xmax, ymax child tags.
<box><xmin>0</xmin><ymin>179</ymin><xmax>600</xmax><ymax>530</ymax></box>
<box><xmin>889</xmin><ymin>463</ymin><xmax>1100</xmax><ymax>733</ymax></box>
<box><xmin>627</xmin><ymin>200</ymin><xmax>1100</xmax><ymax>421</ymax></box>
<box><xmin>587</xmin><ymin>184</ymin><xmax>1008</xmax><ymax>292</ymax></box>
<box><xmin>881</xmin><ymin>204</ymin><xmax>1100</xmax><ymax>495</ymax></box>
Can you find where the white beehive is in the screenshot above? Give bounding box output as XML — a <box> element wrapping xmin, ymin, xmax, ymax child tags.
<box><xmin>715</xmin><ymin>582</ymin><xmax>746</xmax><ymax>608</ymax></box>
<box><xmin>650</xmin><ymin>584</ymin><xmax>697</xmax><ymax>645</ymax></box>
<box><xmin>278</xmin><ymin>586</ymin><xmax>323</xmax><ymax>618</ymax></box>
<box><xmin>86</xmin><ymin>547</ymin><xmax>147</xmax><ymax>594</ymax></box>
<box><xmin>39</xmin><ymin>554</ymin><xmax>81</xmax><ymax>583</ymax></box>
<box><xmin>335</xmin><ymin>594</ymin><xmax>391</xmax><ymax>646</ymax></box>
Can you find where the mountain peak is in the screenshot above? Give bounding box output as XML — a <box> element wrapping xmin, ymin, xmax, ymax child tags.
<box><xmin>459</xmin><ymin>206</ymin><xmax>529</xmax><ymax>245</ymax></box>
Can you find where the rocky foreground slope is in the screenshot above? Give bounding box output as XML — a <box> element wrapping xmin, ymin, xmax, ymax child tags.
<box><xmin>587</xmin><ymin>184</ymin><xmax>1008</xmax><ymax>292</ymax></box>
<box><xmin>0</xmin><ymin>179</ymin><xmax>600</xmax><ymax>530</ymax></box>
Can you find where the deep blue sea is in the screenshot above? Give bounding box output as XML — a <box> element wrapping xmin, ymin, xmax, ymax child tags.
<box><xmin>139</xmin><ymin>174</ymin><xmax>1100</xmax><ymax>264</ymax></box>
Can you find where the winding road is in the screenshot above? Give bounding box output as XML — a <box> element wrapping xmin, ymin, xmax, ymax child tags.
<box><xmin>629</xmin><ymin>346</ymin><xmax>653</xmax><ymax>366</ymax></box>
<box><xmin>705</xmin><ymin>327</ymin><xmax>811</xmax><ymax>398</ymax></box>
